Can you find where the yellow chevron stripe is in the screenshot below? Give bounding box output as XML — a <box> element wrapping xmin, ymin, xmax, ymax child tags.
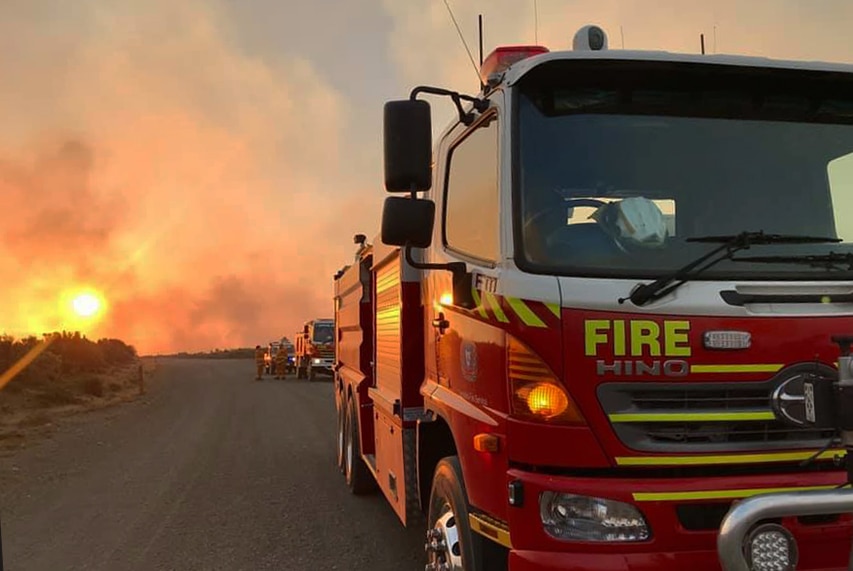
<box><xmin>615</xmin><ymin>449</ymin><xmax>844</xmax><ymax>467</ymax></box>
<box><xmin>546</xmin><ymin>302</ymin><xmax>561</xmax><ymax>318</ymax></box>
<box><xmin>484</xmin><ymin>293</ymin><xmax>509</xmax><ymax>323</ymax></box>
<box><xmin>507</xmin><ymin>297</ymin><xmax>547</xmax><ymax>328</ymax></box>
<box><xmin>633</xmin><ymin>485</ymin><xmax>836</xmax><ymax>502</ymax></box>
<box><xmin>470</xmin><ymin>287</ymin><xmax>488</xmax><ymax>319</ymax></box>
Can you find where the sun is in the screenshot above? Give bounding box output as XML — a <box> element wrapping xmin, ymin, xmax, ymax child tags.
<box><xmin>71</xmin><ymin>293</ymin><xmax>102</xmax><ymax>318</ymax></box>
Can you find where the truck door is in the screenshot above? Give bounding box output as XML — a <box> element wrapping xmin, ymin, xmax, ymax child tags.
<box><xmin>426</xmin><ymin>100</ymin><xmax>509</xmax><ymax>512</ymax></box>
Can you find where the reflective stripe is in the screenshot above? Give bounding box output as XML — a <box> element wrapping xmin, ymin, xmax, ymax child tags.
<box><xmin>616</xmin><ymin>449</ymin><xmax>844</xmax><ymax>467</ymax></box>
<box><xmin>690</xmin><ymin>364</ymin><xmax>784</xmax><ymax>374</ymax></box>
<box><xmin>470</xmin><ymin>287</ymin><xmax>488</xmax><ymax>319</ymax></box>
<box><xmin>633</xmin><ymin>485</ymin><xmax>836</xmax><ymax>502</ymax></box>
<box><xmin>609</xmin><ymin>411</ymin><xmax>776</xmax><ymax>423</ymax></box>
<box><xmin>506</xmin><ymin>297</ymin><xmax>547</xmax><ymax>328</ymax></box>
<box><xmin>468</xmin><ymin>514</ymin><xmax>512</xmax><ymax>549</ymax></box>
<box><xmin>484</xmin><ymin>293</ymin><xmax>509</xmax><ymax>323</ymax></box>
<box><xmin>546</xmin><ymin>302</ymin><xmax>561</xmax><ymax>318</ymax></box>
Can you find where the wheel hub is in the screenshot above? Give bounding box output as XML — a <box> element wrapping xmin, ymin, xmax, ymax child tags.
<box><xmin>425</xmin><ymin>508</ymin><xmax>462</xmax><ymax>571</ymax></box>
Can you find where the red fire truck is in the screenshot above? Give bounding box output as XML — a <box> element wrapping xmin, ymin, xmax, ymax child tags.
<box><xmin>333</xmin><ymin>25</ymin><xmax>853</xmax><ymax>571</ymax></box>
<box><xmin>294</xmin><ymin>318</ymin><xmax>335</xmax><ymax>380</ymax></box>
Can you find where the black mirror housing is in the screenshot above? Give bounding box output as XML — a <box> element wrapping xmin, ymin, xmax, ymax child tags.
<box><xmin>384</xmin><ymin>100</ymin><xmax>432</xmax><ymax>192</ymax></box>
<box><xmin>451</xmin><ymin>270</ymin><xmax>476</xmax><ymax>310</ymax></box>
<box><xmin>381</xmin><ymin>196</ymin><xmax>435</xmax><ymax>248</ymax></box>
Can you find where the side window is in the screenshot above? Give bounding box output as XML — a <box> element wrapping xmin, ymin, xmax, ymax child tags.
<box><xmin>828</xmin><ymin>151</ymin><xmax>853</xmax><ymax>241</ymax></box>
<box><xmin>444</xmin><ymin>115</ymin><xmax>499</xmax><ymax>262</ymax></box>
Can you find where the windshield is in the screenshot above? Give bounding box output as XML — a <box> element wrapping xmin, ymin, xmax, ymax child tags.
<box><xmin>516</xmin><ymin>64</ymin><xmax>853</xmax><ymax>279</ymax></box>
<box><xmin>312</xmin><ymin>324</ymin><xmax>334</xmax><ymax>344</ymax></box>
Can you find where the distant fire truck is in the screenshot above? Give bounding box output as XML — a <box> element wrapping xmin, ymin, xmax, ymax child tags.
<box><xmin>294</xmin><ymin>319</ymin><xmax>335</xmax><ymax>381</ymax></box>
<box><xmin>331</xmin><ymin>24</ymin><xmax>853</xmax><ymax>571</ymax></box>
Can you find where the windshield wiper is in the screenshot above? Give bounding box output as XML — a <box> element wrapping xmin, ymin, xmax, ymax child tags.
<box><xmin>733</xmin><ymin>252</ymin><xmax>853</xmax><ymax>271</ymax></box>
<box><xmin>620</xmin><ymin>231</ymin><xmax>841</xmax><ymax>306</ymax></box>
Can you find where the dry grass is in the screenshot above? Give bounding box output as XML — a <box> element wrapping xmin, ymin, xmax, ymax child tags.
<box><xmin>0</xmin><ymin>360</ymin><xmax>152</xmax><ymax>450</ymax></box>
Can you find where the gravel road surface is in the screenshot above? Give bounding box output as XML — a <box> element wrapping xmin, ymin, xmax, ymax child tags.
<box><xmin>0</xmin><ymin>358</ymin><xmax>424</xmax><ymax>570</ymax></box>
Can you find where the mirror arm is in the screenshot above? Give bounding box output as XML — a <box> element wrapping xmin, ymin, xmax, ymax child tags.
<box><xmin>408</xmin><ymin>86</ymin><xmax>489</xmax><ymax>126</ymax></box>
<box><xmin>404</xmin><ymin>244</ymin><xmax>464</xmax><ymax>276</ymax></box>
<box><xmin>404</xmin><ymin>245</ymin><xmax>475</xmax><ymax>310</ymax></box>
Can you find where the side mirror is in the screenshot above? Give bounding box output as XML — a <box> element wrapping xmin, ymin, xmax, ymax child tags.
<box><xmin>452</xmin><ymin>270</ymin><xmax>475</xmax><ymax>310</ymax></box>
<box><xmin>384</xmin><ymin>100</ymin><xmax>432</xmax><ymax>192</ymax></box>
<box><xmin>303</xmin><ymin>325</ymin><xmax>309</xmax><ymax>334</ymax></box>
<box><xmin>381</xmin><ymin>196</ymin><xmax>435</xmax><ymax>248</ymax></box>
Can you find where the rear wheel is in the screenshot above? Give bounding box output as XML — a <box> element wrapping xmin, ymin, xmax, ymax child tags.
<box><xmin>344</xmin><ymin>397</ymin><xmax>376</xmax><ymax>495</ymax></box>
<box><xmin>335</xmin><ymin>389</ymin><xmax>346</xmax><ymax>473</ymax></box>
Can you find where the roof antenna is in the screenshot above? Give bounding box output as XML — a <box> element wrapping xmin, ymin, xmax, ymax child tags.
<box><xmin>479</xmin><ymin>14</ymin><xmax>483</xmax><ymax>68</ymax></box>
<box><xmin>700</xmin><ymin>33</ymin><xmax>706</xmax><ymax>55</ymax></box>
<box><xmin>620</xmin><ymin>25</ymin><xmax>625</xmax><ymax>49</ymax></box>
<box><xmin>533</xmin><ymin>0</ymin><xmax>539</xmax><ymax>44</ymax></box>
<box><xmin>442</xmin><ymin>0</ymin><xmax>483</xmax><ymax>89</ymax></box>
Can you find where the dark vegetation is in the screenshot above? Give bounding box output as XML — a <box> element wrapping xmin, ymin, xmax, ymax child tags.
<box><xmin>161</xmin><ymin>347</ymin><xmax>254</xmax><ymax>359</ymax></box>
<box><xmin>0</xmin><ymin>331</ymin><xmax>139</xmax><ymax>409</ymax></box>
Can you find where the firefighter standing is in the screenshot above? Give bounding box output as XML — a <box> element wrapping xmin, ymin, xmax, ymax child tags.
<box><xmin>254</xmin><ymin>345</ymin><xmax>266</xmax><ymax>380</ymax></box>
<box><xmin>274</xmin><ymin>344</ymin><xmax>289</xmax><ymax>379</ymax></box>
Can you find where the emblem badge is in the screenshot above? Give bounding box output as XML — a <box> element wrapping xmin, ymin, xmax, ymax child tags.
<box><xmin>771</xmin><ymin>375</ymin><xmax>807</xmax><ymax>426</ymax></box>
<box><xmin>460</xmin><ymin>340</ymin><xmax>478</xmax><ymax>382</ymax></box>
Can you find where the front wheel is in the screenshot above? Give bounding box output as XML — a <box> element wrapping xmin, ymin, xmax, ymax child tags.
<box><xmin>427</xmin><ymin>457</ymin><xmax>505</xmax><ymax>571</ymax></box>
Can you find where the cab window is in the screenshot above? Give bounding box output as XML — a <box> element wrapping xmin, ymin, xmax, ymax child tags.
<box><xmin>443</xmin><ymin>114</ymin><xmax>499</xmax><ymax>262</ymax></box>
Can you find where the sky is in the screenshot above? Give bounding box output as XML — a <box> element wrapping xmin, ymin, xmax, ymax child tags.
<box><xmin>2</xmin><ymin>0</ymin><xmax>853</xmax><ymax>354</ymax></box>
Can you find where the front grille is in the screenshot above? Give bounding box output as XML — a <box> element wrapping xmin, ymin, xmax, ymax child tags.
<box><xmin>675</xmin><ymin>503</ymin><xmax>842</xmax><ymax>531</ymax></box>
<box><xmin>676</xmin><ymin>503</ymin><xmax>732</xmax><ymax>531</ymax></box>
<box><xmin>598</xmin><ymin>367</ymin><xmax>837</xmax><ymax>454</ymax></box>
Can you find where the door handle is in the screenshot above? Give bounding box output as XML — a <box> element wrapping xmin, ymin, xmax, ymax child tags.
<box><xmin>432</xmin><ymin>312</ymin><xmax>450</xmax><ymax>334</ymax></box>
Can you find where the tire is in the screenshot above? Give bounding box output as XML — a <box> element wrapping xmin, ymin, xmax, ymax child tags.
<box><xmin>427</xmin><ymin>457</ymin><xmax>503</xmax><ymax>571</ymax></box>
<box><xmin>344</xmin><ymin>397</ymin><xmax>376</xmax><ymax>495</ymax></box>
<box><xmin>335</xmin><ymin>389</ymin><xmax>346</xmax><ymax>474</ymax></box>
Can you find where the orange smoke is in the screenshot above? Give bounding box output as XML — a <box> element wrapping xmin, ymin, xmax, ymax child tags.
<box><xmin>0</xmin><ymin>1</ymin><xmax>380</xmax><ymax>354</ymax></box>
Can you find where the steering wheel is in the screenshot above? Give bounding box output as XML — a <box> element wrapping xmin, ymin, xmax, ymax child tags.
<box><xmin>523</xmin><ymin>197</ymin><xmax>615</xmax><ymax>261</ymax></box>
<box><xmin>523</xmin><ymin>197</ymin><xmax>610</xmax><ymax>239</ymax></box>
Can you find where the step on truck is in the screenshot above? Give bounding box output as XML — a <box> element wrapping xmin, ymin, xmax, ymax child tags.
<box><xmin>333</xmin><ymin>24</ymin><xmax>853</xmax><ymax>571</ymax></box>
<box><xmin>294</xmin><ymin>319</ymin><xmax>335</xmax><ymax>381</ymax></box>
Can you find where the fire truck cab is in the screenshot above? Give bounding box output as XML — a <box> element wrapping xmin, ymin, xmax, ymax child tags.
<box><xmin>295</xmin><ymin>319</ymin><xmax>335</xmax><ymax>381</ymax></box>
<box><xmin>334</xmin><ymin>25</ymin><xmax>853</xmax><ymax>571</ymax></box>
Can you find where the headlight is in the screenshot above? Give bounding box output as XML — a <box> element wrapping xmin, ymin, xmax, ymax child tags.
<box><xmin>539</xmin><ymin>492</ymin><xmax>650</xmax><ymax>542</ymax></box>
<box><xmin>312</xmin><ymin>358</ymin><xmax>322</xmax><ymax>364</ymax></box>
<box><xmin>744</xmin><ymin>523</ymin><xmax>797</xmax><ymax>571</ymax></box>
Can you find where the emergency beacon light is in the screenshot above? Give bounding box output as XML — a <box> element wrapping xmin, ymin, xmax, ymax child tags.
<box><xmin>479</xmin><ymin>45</ymin><xmax>549</xmax><ymax>84</ymax></box>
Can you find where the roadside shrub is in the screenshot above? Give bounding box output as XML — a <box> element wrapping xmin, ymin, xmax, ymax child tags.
<box><xmin>78</xmin><ymin>375</ymin><xmax>104</xmax><ymax>397</ymax></box>
<box><xmin>0</xmin><ymin>331</ymin><xmax>137</xmax><ymax>403</ymax></box>
<box><xmin>97</xmin><ymin>338</ymin><xmax>137</xmax><ymax>365</ymax></box>
<box><xmin>34</xmin><ymin>385</ymin><xmax>81</xmax><ymax>407</ymax></box>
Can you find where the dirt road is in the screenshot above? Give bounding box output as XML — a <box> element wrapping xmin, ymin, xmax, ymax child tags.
<box><xmin>0</xmin><ymin>358</ymin><xmax>424</xmax><ymax>570</ymax></box>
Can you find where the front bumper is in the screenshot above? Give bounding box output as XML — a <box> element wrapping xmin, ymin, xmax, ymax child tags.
<box><xmin>309</xmin><ymin>358</ymin><xmax>334</xmax><ymax>373</ymax></box>
<box><xmin>505</xmin><ymin>468</ymin><xmax>852</xmax><ymax>571</ymax></box>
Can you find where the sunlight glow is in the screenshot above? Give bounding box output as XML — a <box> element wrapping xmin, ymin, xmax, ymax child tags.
<box><xmin>72</xmin><ymin>293</ymin><xmax>101</xmax><ymax>317</ymax></box>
